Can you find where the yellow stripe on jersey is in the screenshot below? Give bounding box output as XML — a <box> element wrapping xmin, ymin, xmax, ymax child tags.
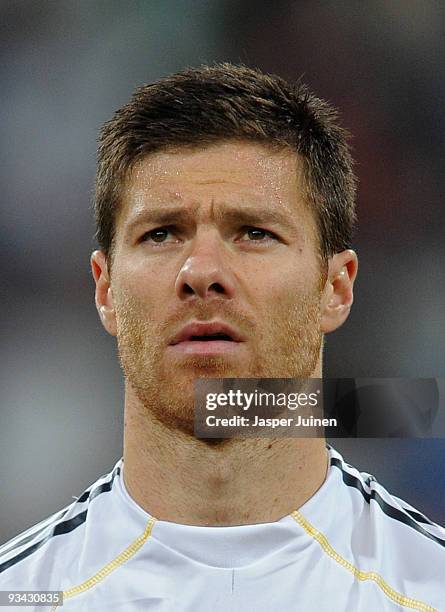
<box><xmin>291</xmin><ymin>510</ymin><xmax>436</xmax><ymax>612</ymax></box>
<box><xmin>50</xmin><ymin>516</ymin><xmax>156</xmax><ymax>611</ymax></box>
<box><xmin>50</xmin><ymin>510</ymin><xmax>436</xmax><ymax>611</ymax></box>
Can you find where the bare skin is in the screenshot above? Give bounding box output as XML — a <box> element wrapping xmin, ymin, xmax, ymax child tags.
<box><xmin>91</xmin><ymin>141</ymin><xmax>358</xmax><ymax>526</ymax></box>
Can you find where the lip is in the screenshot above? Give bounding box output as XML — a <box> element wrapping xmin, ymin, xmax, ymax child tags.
<box><xmin>169</xmin><ymin>321</ymin><xmax>244</xmax><ymax>345</ymax></box>
<box><xmin>168</xmin><ymin>320</ymin><xmax>245</xmax><ymax>355</ymax></box>
<box><xmin>168</xmin><ymin>339</ymin><xmax>243</xmax><ymax>356</ymax></box>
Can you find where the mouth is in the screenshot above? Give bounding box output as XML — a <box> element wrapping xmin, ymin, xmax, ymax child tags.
<box><xmin>188</xmin><ymin>332</ymin><xmax>234</xmax><ymax>341</ymax></box>
<box><xmin>168</xmin><ymin>322</ymin><xmax>245</xmax><ymax>356</ymax></box>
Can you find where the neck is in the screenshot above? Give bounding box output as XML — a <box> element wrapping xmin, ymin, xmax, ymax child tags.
<box><xmin>122</xmin><ymin>389</ymin><xmax>328</xmax><ymax>526</ymax></box>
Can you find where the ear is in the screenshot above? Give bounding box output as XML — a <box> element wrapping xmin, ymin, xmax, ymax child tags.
<box><xmin>320</xmin><ymin>249</ymin><xmax>358</xmax><ymax>334</ymax></box>
<box><xmin>91</xmin><ymin>250</ymin><xmax>117</xmax><ymax>337</ymax></box>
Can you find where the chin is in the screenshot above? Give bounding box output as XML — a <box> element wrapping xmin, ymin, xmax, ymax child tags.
<box><xmin>173</xmin><ymin>356</ymin><xmax>244</xmax><ymax>377</ymax></box>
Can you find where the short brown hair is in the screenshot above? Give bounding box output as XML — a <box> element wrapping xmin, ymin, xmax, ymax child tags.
<box><xmin>95</xmin><ymin>62</ymin><xmax>356</xmax><ymax>262</ymax></box>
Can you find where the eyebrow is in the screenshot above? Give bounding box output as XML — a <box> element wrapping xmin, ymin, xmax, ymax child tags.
<box><xmin>216</xmin><ymin>207</ymin><xmax>293</xmax><ymax>227</ymax></box>
<box><xmin>124</xmin><ymin>204</ymin><xmax>295</xmax><ymax>235</ymax></box>
<box><xmin>125</xmin><ymin>207</ymin><xmax>195</xmax><ymax>234</ymax></box>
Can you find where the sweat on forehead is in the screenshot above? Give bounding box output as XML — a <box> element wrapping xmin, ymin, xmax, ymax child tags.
<box><xmin>94</xmin><ymin>63</ymin><xmax>356</xmax><ymax>261</ymax></box>
<box><xmin>114</xmin><ymin>142</ymin><xmax>315</xmax><ymax>242</ymax></box>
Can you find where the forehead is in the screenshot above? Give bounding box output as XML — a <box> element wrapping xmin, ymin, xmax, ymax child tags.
<box><xmin>117</xmin><ymin>141</ymin><xmax>311</xmax><ymax>228</ymax></box>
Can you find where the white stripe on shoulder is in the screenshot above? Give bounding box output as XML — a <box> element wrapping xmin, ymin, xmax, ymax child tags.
<box><xmin>0</xmin><ymin>506</ymin><xmax>71</xmax><ymax>558</ymax></box>
<box><xmin>0</xmin><ymin>459</ymin><xmax>123</xmax><ymax>564</ymax></box>
<box><xmin>328</xmin><ymin>446</ymin><xmax>445</xmax><ymax>545</ymax></box>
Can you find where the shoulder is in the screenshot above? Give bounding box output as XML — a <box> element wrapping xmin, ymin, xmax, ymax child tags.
<box><xmin>328</xmin><ymin>446</ymin><xmax>445</xmax><ymax>551</ymax></box>
<box><xmin>0</xmin><ymin>460</ymin><xmax>123</xmax><ymax>590</ymax></box>
<box><xmin>320</xmin><ymin>447</ymin><xmax>445</xmax><ymax>608</ymax></box>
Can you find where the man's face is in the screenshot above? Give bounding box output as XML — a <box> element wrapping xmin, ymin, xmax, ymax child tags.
<box><xmin>105</xmin><ymin>141</ymin><xmax>326</xmax><ymax>433</ymax></box>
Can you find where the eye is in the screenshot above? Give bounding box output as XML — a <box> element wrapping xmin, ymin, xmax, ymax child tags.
<box><xmin>240</xmin><ymin>227</ymin><xmax>278</xmax><ymax>243</ymax></box>
<box><xmin>140</xmin><ymin>227</ymin><xmax>177</xmax><ymax>245</ymax></box>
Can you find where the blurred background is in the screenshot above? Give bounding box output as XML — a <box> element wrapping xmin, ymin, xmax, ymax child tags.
<box><xmin>1</xmin><ymin>0</ymin><xmax>444</xmax><ymax>543</ymax></box>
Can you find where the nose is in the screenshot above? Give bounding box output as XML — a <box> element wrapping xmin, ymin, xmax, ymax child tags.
<box><xmin>175</xmin><ymin>232</ymin><xmax>236</xmax><ymax>301</ymax></box>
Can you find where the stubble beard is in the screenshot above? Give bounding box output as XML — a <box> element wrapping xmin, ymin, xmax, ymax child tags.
<box><xmin>115</xmin><ymin>287</ymin><xmax>323</xmax><ymax>438</ymax></box>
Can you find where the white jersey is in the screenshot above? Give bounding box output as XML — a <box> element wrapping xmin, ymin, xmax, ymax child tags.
<box><xmin>1</xmin><ymin>446</ymin><xmax>444</xmax><ymax>611</ymax></box>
